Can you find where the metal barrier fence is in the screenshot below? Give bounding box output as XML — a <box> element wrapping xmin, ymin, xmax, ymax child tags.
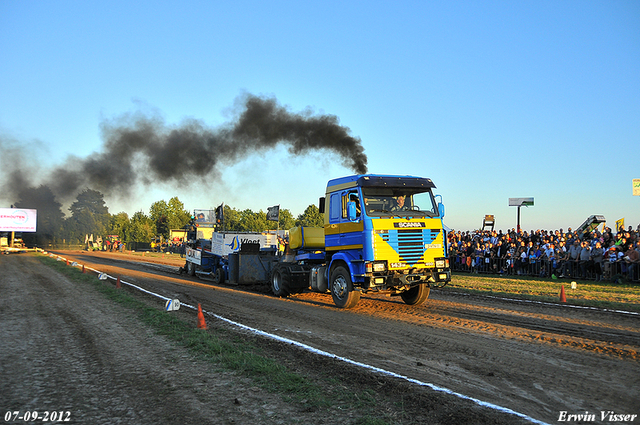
<box><xmin>450</xmin><ymin>254</ymin><xmax>639</xmax><ymax>283</ymax></box>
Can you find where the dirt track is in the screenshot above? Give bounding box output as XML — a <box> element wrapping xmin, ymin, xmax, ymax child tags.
<box><xmin>3</xmin><ymin>250</ymin><xmax>639</xmax><ymax>424</ymax></box>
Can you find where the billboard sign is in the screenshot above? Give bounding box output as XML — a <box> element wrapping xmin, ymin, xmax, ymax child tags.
<box><xmin>0</xmin><ymin>208</ymin><xmax>37</xmax><ymax>232</ymax></box>
<box><xmin>633</xmin><ymin>179</ymin><xmax>640</xmax><ymax>196</ymax></box>
<box><xmin>508</xmin><ymin>197</ymin><xmax>534</xmax><ymax>207</ymax></box>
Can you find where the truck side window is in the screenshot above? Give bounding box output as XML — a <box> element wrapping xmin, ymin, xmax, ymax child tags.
<box><xmin>330</xmin><ymin>193</ymin><xmax>341</xmax><ymax>222</ymax></box>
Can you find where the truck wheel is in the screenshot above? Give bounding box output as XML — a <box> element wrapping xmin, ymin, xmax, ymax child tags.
<box><xmin>330</xmin><ymin>266</ymin><xmax>360</xmax><ymax>309</ymax></box>
<box><xmin>187</xmin><ymin>261</ymin><xmax>196</xmax><ymax>276</ymax></box>
<box><xmin>213</xmin><ymin>267</ymin><xmax>224</xmax><ymax>284</ymax></box>
<box><xmin>270</xmin><ymin>265</ymin><xmax>291</xmax><ymax>297</ymax></box>
<box><xmin>400</xmin><ymin>284</ymin><xmax>430</xmax><ymax>306</ymax></box>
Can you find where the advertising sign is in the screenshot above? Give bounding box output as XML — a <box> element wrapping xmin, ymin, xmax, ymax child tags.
<box><xmin>508</xmin><ymin>198</ymin><xmax>534</xmax><ymax>207</ymax></box>
<box><xmin>633</xmin><ymin>179</ymin><xmax>640</xmax><ymax>196</ymax></box>
<box><xmin>211</xmin><ymin>232</ymin><xmax>276</xmax><ymax>257</ymax></box>
<box><xmin>0</xmin><ymin>208</ymin><xmax>37</xmax><ymax>232</ymax></box>
<box><xmin>186</xmin><ymin>247</ymin><xmax>202</xmax><ymax>265</ymax></box>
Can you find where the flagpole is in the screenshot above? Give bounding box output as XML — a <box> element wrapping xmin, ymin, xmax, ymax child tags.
<box><xmin>276</xmin><ymin>204</ymin><xmax>280</xmax><ymax>255</ymax></box>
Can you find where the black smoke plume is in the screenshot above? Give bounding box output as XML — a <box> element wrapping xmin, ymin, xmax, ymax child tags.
<box><xmin>2</xmin><ymin>93</ymin><xmax>368</xmax><ymax>203</ymax></box>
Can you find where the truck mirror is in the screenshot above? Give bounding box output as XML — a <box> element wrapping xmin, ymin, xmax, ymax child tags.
<box><xmin>347</xmin><ymin>201</ymin><xmax>358</xmax><ymax>221</ymax></box>
<box><xmin>318</xmin><ymin>197</ymin><xmax>325</xmax><ymax>214</ymax></box>
<box><xmin>438</xmin><ymin>202</ymin><xmax>445</xmax><ymax>219</ymax></box>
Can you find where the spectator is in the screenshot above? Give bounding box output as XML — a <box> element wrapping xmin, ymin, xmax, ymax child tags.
<box><xmin>590</xmin><ymin>241</ymin><xmax>604</xmax><ymax>281</ymax></box>
<box><xmin>578</xmin><ymin>241</ymin><xmax>591</xmax><ymax>279</ymax></box>
<box><xmin>603</xmin><ymin>227</ymin><xmax>614</xmax><ymax>246</ymax></box>
<box><xmin>603</xmin><ymin>244</ymin><xmax>618</xmax><ymax>279</ymax></box>
<box><xmin>464</xmin><ymin>241</ymin><xmax>474</xmax><ymax>270</ymax></box>
<box><xmin>544</xmin><ymin>243</ymin><xmax>557</xmax><ymax>277</ymax></box>
<box><xmin>528</xmin><ymin>245</ymin><xmax>537</xmax><ymax>276</ymax></box>
<box><xmin>473</xmin><ymin>243</ymin><xmax>483</xmax><ymax>273</ymax></box>
<box><xmin>615</xmin><ymin>236</ymin><xmax>629</xmax><ymax>252</ymax></box>
<box><xmin>623</xmin><ymin>245</ymin><xmax>639</xmax><ymax>281</ymax></box>
<box><xmin>560</xmin><ymin>240</ymin><xmax>582</xmax><ymax>278</ymax></box>
<box><xmin>517</xmin><ymin>247</ymin><xmax>527</xmax><ymax>275</ymax></box>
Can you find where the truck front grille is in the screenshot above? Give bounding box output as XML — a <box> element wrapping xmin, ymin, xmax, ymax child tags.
<box><xmin>381</xmin><ymin>229</ymin><xmax>440</xmax><ymax>266</ymax></box>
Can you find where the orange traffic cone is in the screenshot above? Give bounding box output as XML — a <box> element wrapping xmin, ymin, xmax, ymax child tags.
<box><xmin>559</xmin><ymin>285</ymin><xmax>567</xmax><ymax>303</ymax></box>
<box><xmin>197</xmin><ymin>303</ymin><xmax>207</xmax><ymax>329</ymax></box>
<box><xmin>116</xmin><ymin>276</ymin><xmax>121</xmax><ymax>289</ymax></box>
<box><xmin>66</xmin><ymin>259</ymin><xmax>69</xmax><ymax>265</ymax></box>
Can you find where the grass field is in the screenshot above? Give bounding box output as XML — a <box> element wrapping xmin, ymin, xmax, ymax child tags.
<box><xmin>446</xmin><ymin>272</ymin><xmax>640</xmax><ymax>312</ymax></box>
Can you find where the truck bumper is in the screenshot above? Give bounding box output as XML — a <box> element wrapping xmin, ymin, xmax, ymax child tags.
<box><xmin>362</xmin><ymin>268</ymin><xmax>451</xmax><ymax>289</ymax></box>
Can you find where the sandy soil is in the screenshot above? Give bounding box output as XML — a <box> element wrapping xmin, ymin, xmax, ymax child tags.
<box><xmin>2</xmin><ymin>250</ymin><xmax>639</xmax><ymax>424</ymax></box>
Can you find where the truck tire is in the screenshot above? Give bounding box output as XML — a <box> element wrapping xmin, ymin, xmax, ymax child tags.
<box><xmin>187</xmin><ymin>261</ymin><xmax>196</xmax><ymax>276</ymax></box>
<box><xmin>213</xmin><ymin>267</ymin><xmax>224</xmax><ymax>284</ymax></box>
<box><xmin>400</xmin><ymin>284</ymin><xmax>430</xmax><ymax>306</ymax></box>
<box><xmin>330</xmin><ymin>266</ymin><xmax>360</xmax><ymax>309</ymax></box>
<box><xmin>270</xmin><ymin>264</ymin><xmax>291</xmax><ymax>297</ymax></box>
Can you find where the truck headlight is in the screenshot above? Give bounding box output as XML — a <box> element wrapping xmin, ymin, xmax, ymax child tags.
<box><xmin>435</xmin><ymin>259</ymin><xmax>446</xmax><ymax>268</ymax></box>
<box><xmin>366</xmin><ymin>261</ymin><xmax>387</xmax><ymax>273</ymax></box>
<box><xmin>373</xmin><ymin>262</ymin><xmax>387</xmax><ymax>272</ymax></box>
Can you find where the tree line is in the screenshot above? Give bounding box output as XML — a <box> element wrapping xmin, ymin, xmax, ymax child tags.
<box><xmin>9</xmin><ymin>186</ymin><xmax>324</xmax><ymax>248</ymax></box>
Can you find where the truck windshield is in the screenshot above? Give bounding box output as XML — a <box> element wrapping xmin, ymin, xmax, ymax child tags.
<box><xmin>361</xmin><ymin>188</ymin><xmax>438</xmax><ymax>217</ymax></box>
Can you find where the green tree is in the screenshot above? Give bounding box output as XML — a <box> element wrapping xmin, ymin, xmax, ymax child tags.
<box><xmin>108</xmin><ymin>212</ymin><xmax>130</xmax><ymax>240</ymax></box>
<box><xmin>68</xmin><ymin>189</ymin><xmax>110</xmax><ymax>241</ymax></box>
<box><xmin>296</xmin><ymin>204</ymin><xmax>324</xmax><ymax>228</ymax></box>
<box><xmin>149</xmin><ymin>197</ymin><xmax>191</xmax><ymax>239</ymax></box>
<box><xmin>218</xmin><ymin>205</ymin><xmax>296</xmax><ymax>232</ymax></box>
<box><xmin>126</xmin><ymin>211</ymin><xmax>155</xmax><ymax>243</ymax></box>
<box><xmin>221</xmin><ymin>205</ymin><xmax>241</xmax><ymax>231</ymax></box>
<box><xmin>167</xmin><ymin>197</ymin><xmax>191</xmax><ymax>230</ymax></box>
<box><xmin>149</xmin><ymin>200</ymin><xmax>170</xmax><ymax>237</ymax></box>
<box><xmin>69</xmin><ymin>189</ymin><xmax>109</xmax><ymax>216</ymax></box>
<box><xmin>239</xmin><ymin>209</ymin><xmax>268</xmax><ymax>232</ymax></box>
<box><xmin>279</xmin><ymin>208</ymin><xmax>296</xmax><ymax>230</ymax></box>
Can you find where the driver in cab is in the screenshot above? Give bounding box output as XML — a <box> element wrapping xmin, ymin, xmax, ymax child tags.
<box><xmin>390</xmin><ymin>195</ymin><xmax>406</xmax><ymax>212</ymax></box>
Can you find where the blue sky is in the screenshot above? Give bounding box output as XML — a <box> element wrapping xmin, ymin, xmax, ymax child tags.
<box><xmin>1</xmin><ymin>0</ymin><xmax>639</xmax><ymax>232</ymax></box>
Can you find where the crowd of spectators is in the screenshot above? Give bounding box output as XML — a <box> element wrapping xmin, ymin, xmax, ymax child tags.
<box><xmin>155</xmin><ymin>240</ymin><xmax>186</xmax><ymax>257</ymax></box>
<box><xmin>447</xmin><ymin>224</ymin><xmax>640</xmax><ymax>283</ymax></box>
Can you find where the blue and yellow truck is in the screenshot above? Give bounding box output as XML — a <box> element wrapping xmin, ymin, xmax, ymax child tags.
<box><xmin>270</xmin><ymin>174</ymin><xmax>451</xmax><ymax>308</ymax></box>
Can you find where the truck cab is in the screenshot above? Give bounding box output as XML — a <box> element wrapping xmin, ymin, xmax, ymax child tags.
<box><xmin>322</xmin><ymin>174</ymin><xmax>451</xmax><ymax>307</ymax></box>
